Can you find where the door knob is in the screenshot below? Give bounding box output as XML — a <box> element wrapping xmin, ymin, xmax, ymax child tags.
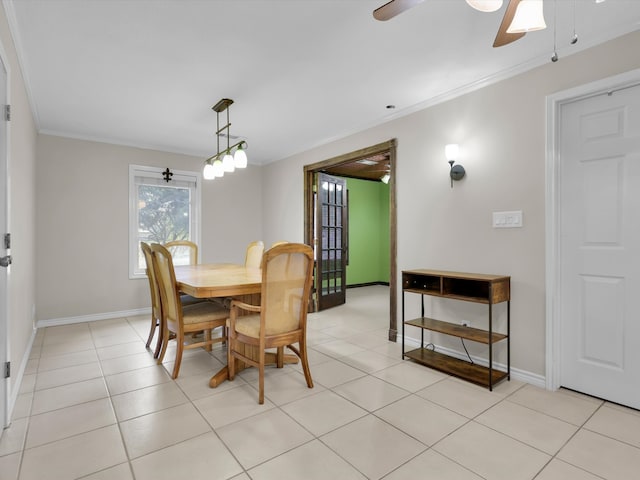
<box><xmin>0</xmin><ymin>255</ymin><xmax>11</xmax><ymax>267</ymax></box>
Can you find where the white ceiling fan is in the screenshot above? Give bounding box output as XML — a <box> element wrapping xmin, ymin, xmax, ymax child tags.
<box><xmin>373</xmin><ymin>0</ymin><xmax>530</xmax><ymax>48</ymax></box>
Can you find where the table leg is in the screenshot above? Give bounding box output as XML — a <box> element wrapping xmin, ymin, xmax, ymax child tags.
<box><xmin>209</xmin><ymin>366</ymin><xmax>229</xmax><ymax>387</ymax></box>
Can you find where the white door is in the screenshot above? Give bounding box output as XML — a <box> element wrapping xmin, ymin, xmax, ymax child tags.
<box><xmin>559</xmin><ymin>84</ymin><xmax>640</xmax><ymax>409</ymax></box>
<box><xmin>0</xmin><ymin>53</ymin><xmax>8</xmax><ymax>431</ymax></box>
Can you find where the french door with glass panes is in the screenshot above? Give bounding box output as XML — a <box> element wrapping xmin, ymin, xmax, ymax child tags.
<box><xmin>316</xmin><ymin>173</ymin><xmax>347</xmax><ymax>310</ymax></box>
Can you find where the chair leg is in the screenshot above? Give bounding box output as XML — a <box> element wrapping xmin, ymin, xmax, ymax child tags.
<box><xmin>227</xmin><ymin>336</ymin><xmax>236</xmax><ymax>381</ymax></box>
<box><xmin>153</xmin><ymin>317</ymin><xmax>164</xmax><ymax>359</ymax></box>
<box><xmin>172</xmin><ymin>333</ymin><xmax>184</xmax><ymax>379</ymax></box>
<box><xmin>145</xmin><ymin>316</ymin><xmax>157</xmax><ymax>348</ymax></box>
<box><xmin>204</xmin><ymin>329</ymin><xmax>212</xmax><ymax>352</ymax></box>
<box><xmin>258</xmin><ymin>349</ymin><xmax>265</xmax><ymax>405</ymax></box>
<box><xmin>276</xmin><ymin>346</ymin><xmax>284</xmax><ymax>368</ymax></box>
<box><xmin>157</xmin><ymin>326</ymin><xmax>170</xmax><ymax>365</ymax></box>
<box><xmin>299</xmin><ymin>341</ymin><xmax>314</xmax><ymax>388</ymax></box>
<box><xmin>153</xmin><ymin>327</ymin><xmax>163</xmax><ymax>359</ymax></box>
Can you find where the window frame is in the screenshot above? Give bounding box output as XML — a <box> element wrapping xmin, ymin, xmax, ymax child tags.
<box><xmin>128</xmin><ymin>164</ymin><xmax>202</xmax><ymax>279</ymax></box>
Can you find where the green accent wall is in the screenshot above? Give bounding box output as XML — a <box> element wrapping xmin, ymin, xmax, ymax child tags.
<box><xmin>345</xmin><ymin>178</ymin><xmax>390</xmax><ymax>285</ymax></box>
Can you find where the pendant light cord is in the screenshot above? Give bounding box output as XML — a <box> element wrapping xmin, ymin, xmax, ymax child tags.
<box><xmin>551</xmin><ymin>0</ymin><xmax>558</xmax><ymax>62</ymax></box>
<box><xmin>571</xmin><ymin>0</ymin><xmax>578</xmax><ymax>44</ymax></box>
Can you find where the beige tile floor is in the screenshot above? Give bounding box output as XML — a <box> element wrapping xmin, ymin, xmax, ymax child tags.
<box><xmin>1</xmin><ymin>285</ymin><xmax>640</xmax><ymax>479</ymax></box>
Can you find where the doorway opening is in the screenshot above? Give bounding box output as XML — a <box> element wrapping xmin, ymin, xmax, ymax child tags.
<box><xmin>304</xmin><ymin>139</ymin><xmax>398</xmax><ymax>341</ymax></box>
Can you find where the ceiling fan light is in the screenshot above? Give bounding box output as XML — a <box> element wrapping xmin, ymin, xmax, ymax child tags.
<box><xmin>507</xmin><ymin>0</ymin><xmax>546</xmax><ymax>33</ymax></box>
<box><xmin>203</xmin><ymin>162</ymin><xmax>215</xmax><ymax>180</ymax></box>
<box><xmin>381</xmin><ymin>173</ymin><xmax>391</xmax><ymax>184</ymax></box>
<box><xmin>465</xmin><ymin>0</ymin><xmax>503</xmax><ymax>13</ymax></box>
<box><xmin>222</xmin><ymin>153</ymin><xmax>235</xmax><ymax>172</ymax></box>
<box><xmin>234</xmin><ymin>145</ymin><xmax>247</xmax><ymax>168</ymax></box>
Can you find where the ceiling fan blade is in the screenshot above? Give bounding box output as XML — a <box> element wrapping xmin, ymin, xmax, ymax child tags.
<box><xmin>493</xmin><ymin>0</ymin><xmax>526</xmax><ymax>47</ymax></box>
<box><xmin>373</xmin><ymin>0</ymin><xmax>426</xmax><ymax>21</ymax></box>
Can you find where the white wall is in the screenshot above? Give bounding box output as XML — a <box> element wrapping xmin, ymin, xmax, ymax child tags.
<box><xmin>0</xmin><ymin>3</ymin><xmax>37</xmax><ymax>404</ymax></box>
<box><xmin>35</xmin><ymin>135</ymin><xmax>262</xmax><ymax>321</ymax></box>
<box><xmin>261</xmin><ymin>30</ymin><xmax>640</xmax><ymax>378</ymax></box>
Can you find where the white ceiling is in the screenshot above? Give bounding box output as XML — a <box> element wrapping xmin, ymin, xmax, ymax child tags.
<box><xmin>5</xmin><ymin>0</ymin><xmax>640</xmax><ymax>165</ymax></box>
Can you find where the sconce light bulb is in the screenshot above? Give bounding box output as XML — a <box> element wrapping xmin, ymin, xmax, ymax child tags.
<box><xmin>445</xmin><ymin>144</ymin><xmax>459</xmax><ymax>162</ymax></box>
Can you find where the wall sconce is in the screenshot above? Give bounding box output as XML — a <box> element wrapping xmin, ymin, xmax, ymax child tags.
<box><xmin>445</xmin><ymin>143</ymin><xmax>465</xmax><ymax>188</ymax></box>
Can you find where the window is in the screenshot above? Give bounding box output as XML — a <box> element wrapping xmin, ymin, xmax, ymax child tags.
<box><xmin>129</xmin><ymin>165</ymin><xmax>201</xmax><ymax>278</ymax></box>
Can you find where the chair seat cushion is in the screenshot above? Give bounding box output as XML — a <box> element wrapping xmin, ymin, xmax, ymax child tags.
<box><xmin>234</xmin><ymin>314</ymin><xmax>295</xmax><ymax>338</ymax></box>
<box><xmin>234</xmin><ymin>314</ymin><xmax>261</xmax><ymax>338</ymax></box>
<box><xmin>182</xmin><ymin>301</ymin><xmax>228</xmax><ymax>325</ymax></box>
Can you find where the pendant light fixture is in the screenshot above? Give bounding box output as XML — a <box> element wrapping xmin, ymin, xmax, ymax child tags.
<box><xmin>507</xmin><ymin>0</ymin><xmax>547</xmax><ymax>33</ymax></box>
<box><xmin>203</xmin><ymin>98</ymin><xmax>248</xmax><ymax>180</ymax></box>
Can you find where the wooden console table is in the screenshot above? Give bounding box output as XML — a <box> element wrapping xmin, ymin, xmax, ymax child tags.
<box><xmin>402</xmin><ymin>269</ymin><xmax>510</xmax><ymax>390</ymax></box>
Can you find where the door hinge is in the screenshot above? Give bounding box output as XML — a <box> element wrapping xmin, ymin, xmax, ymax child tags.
<box><xmin>4</xmin><ymin>104</ymin><xmax>10</xmax><ymax>122</ymax></box>
<box><xmin>4</xmin><ymin>362</ymin><xmax>9</xmax><ymax>378</ymax></box>
<box><xmin>4</xmin><ymin>233</ymin><xmax>10</xmax><ymax>249</ymax></box>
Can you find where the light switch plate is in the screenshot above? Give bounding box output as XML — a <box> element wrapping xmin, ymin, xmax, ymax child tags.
<box><xmin>493</xmin><ymin>210</ymin><xmax>523</xmax><ymax>228</ymax></box>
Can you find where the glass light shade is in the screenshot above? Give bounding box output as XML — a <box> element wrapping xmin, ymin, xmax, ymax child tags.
<box><xmin>203</xmin><ymin>162</ymin><xmax>215</xmax><ymax>180</ymax></box>
<box><xmin>234</xmin><ymin>146</ymin><xmax>247</xmax><ymax>168</ymax></box>
<box><xmin>465</xmin><ymin>0</ymin><xmax>503</xmax><ymax>13</ymax></box>
<box><xmin>381</xmin><ymin>173</ymin><xmax>390</xmax><ymax>184</ymax></box>
<box><xmin>212</xmin><ymin>159</ymin><xmax>224</xmax><ymax>177</ymax></box>
<box><xmin>507</xmin><ymin>0</ymin><xmax>546</xmax><ymax>33</ymax></box>
<box><xmin>445</xmin><ymin>144</ymin><xmax>459</xmax><ymax>162</ymax></box>
<box><xmin>222</xmin><ymin>153</ymin><xmax>235</xmax><ymax>172</ymax></box>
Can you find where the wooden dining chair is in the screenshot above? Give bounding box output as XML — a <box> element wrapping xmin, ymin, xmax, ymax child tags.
<box><xmin>164</xmin><ymin>239</ymin><xmax>198</xmax><ymax>266</ymax></box>
<box><xmin>164</xmin><ymin>239</ymin><xmax>203</xmax><ymax>308</ymax></box>
<box><xmin>244</xmin><ymin>240</ymin><xmax>264</xmax><ymax>269</ymax></box>
<box><xmin>141</xmin><ymin>242</ymin><xmax>164</xmax><ymax>358</ymax></box>
<box><xmin>141</xmin><ymin>241</ymin><xmax>206</xmax><ymax>358</ymax></box>
<box><xmin>227</xmin><ymin>243</ymin><xmax>314</xmax><ymax>404</ymax></box>
<box><xmin>211</xmin><ymin>240</ymin><xmax>266</xmax><ymax>312</ymax></box>
<box><xmin>150</xmin><ymin>243</ymin><xmax>229</xmax><ymax>379</ymax></box>
<box><xmin>270</xmin><ymin>240</ymin><xmax>288</xmax><ymax>248</ymax></box>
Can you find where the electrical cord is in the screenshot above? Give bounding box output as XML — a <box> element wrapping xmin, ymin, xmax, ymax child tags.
<box><xmin>461</xmin><ymin>338</ymin><xmax>474</xmax><ymax>364</ymax></box>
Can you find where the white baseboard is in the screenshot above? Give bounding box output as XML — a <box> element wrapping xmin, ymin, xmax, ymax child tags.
<box><xmin>36</xmin><ymin>307</ymin><xmax>151</xmax><ymax>328</ymax></box>
<box><xmin>399</xmin><ymin>335</ymin><xmax>546</xmax><ymax>389</ymax></box>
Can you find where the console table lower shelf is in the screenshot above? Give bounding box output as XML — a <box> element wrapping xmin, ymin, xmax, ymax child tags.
<box><xmin>404</xmin><ymin>347</ymin><xmax>508</xmax><ymax>388</ymax></box>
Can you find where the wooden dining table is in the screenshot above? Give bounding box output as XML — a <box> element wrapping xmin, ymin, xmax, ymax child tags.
<box><xmin>173</xmin><ymin>263</ymin><xmax>298</xmax><ymax>387</ymax></box>
<box><xmin>175</xmin><ymin>263</ymin><xmax>262</xmax><ymax>299</ymax></box>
